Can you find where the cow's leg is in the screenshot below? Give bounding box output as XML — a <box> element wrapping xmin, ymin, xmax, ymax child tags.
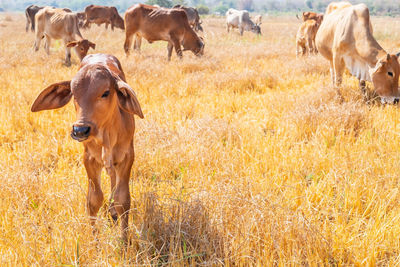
<box><xmin>84</xmin><ymin>151</ymin><xmax>104</xmax><ymax>229</ymax></box>
<box><xmin>333</xmin><ymin>53</ymin><xmax>344</xmax><ymax>87</ymax></box>
<box><xmin>64</xmin><ymin>41</ymin><xmax>72</xmax><ymax>66</ymax></box>
<box><xmin>34</xmin><ymin>34</ymin><xmax>42</xmax><ymax>52</ymax></box>
<box><xmin>226</xmin><ymin>24</ymin><xmax>230</xmax><ymax>33</ymax></box>
<box><xmin>108</xmin><ymin>166</ymin><xmax>118</xmax><ymax>223</ymax></box>
<box><xmin>359</xmin><ymin>79</ymin><xmax>368</xmax><ymax>99</ymax></box>
<box><xmin>111</xmin><ymin>22</ymin><xmax>114</xmax><ymax>31</ymax></box>
<box><xmin>25</xmin><ymin>16</ymin><xmax>30</xmax><ymax>32</ymax></box>
<box><xmin>332</xmin><ymin>57</ymin><xmax>345</xmax><ymax>101</ymax></box>
<box><xmin>44</xmin><ymin>35</ymin><xmax>51</xmax><ymax>55</ymax></box>
<box><xmin>171</xmin><ymin>36</ymin><xmax>182</xmax><ymax>60</ymax></box>
<box><xmin>307</xmin><ymin>37</ymin><xmax>313</xmax><ymax>54</ymax></box>
<box><xmin>167</xmin><ymin>42</ymin><xmax>173</xmax><ymax>61</ymax></box>
<box><xmin>113</xmin><ymin>154</ymin><xmax>134</xmax><ymax>243</ymax></box>
<box><xmin>239</xmin><ymin>26</ymin><xmax>244</xmax><ymax>36</ymax></box>
<box><xmin>124</xmin><ymin>32</ymin><xmax>134</xmax><ymax>56</ymax></box>
<box><xmin>134</xmin><ymin>35</ymin><xmax>142</xmax><ymax>51</ymax></box>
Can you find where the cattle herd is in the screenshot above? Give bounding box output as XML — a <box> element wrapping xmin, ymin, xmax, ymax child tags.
<box><xmin>26</xmin><ymin>2</ymin><xmax>400</xmax><ymax>242</ymax></box>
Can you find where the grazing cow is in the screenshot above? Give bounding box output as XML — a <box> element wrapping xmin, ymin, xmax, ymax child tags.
<box><xmin>173</xmin><ymin>5</ymin><xmax>203</xmax><ymax>32</ymax></box>
<box><xmin>297</xmin><ymin>11</ymin><xmax>324</xmax><ymax>24</ymax></box>
<box><xmin>83</xmin><ymin>5</ymin><xmax>125</xmax><ymax>30</ymax></box>
<box><xmin>25</xmin><ymin>5</ymin><xmax>44</xmax><ymax>32</ymax></box>
<box><xmin>31</xmin><ymin>53</ymin><xmax>144</xmax><ymax>243</ymax></box>
<box><xmin>124</xmin><ymin>4</ymin><xmax>204</xmax><ymax>61</ymax></box>
<box><xmin>296</xmin><ymin>19</ymin><xmax>320</xmax><ymax>57</ymax></box>
<box><xmin>326</xmin><ymin>1</ymin><xmax>352</xmax><ymax>14</ymax></box>
<box><xmin>316</xmin><ymin>4</ymin><xmax>400</xmax><ymax>103</ymax></box>
<box><xmin>226</xmin><ymin>8</ymin><xmax>261</xmax><ymax>36</ymax></box>
<box><xmin>34</xmin><ymin>7</ymin><xmax>96</xmax><ymax>66</ymax></box>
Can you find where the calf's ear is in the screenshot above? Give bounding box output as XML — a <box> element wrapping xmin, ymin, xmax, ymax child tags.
<box><xmin>116</xmin><ymin>80</ymin><xmax>144</xmax><ymax>118</ymax></box>
<box><xmin>31</xmin><ymin>81</ymin><xmax>72</xmax><ymax>112</ymax></box>
<box><xmin>89</xmin><ymin>41</ymin><xmax>96</xmax><ymax>50</ymax></box>
<box><xmin>66</xmin><ymin>41</ymin><xmax>78</xmax><ymax>47</ymax></box>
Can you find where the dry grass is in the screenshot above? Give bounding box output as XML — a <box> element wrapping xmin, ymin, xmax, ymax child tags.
<box><xmin>2</xmin><ymin>13</ymin><xmax>400</xmax><ymax>265</ymax></box>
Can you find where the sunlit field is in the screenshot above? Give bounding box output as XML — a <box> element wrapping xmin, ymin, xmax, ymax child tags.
<box><xmin>3</xmin><ymin>12</ymin><xmax>400</xmax><ymax>265</ymax></box>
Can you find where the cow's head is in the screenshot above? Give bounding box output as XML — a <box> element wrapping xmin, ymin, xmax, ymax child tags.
<box><xmin>67</xmin><ymin>40</ymin><xmax>96</xmax><ymax>61</ymax></box>
<box><xmin>31</xmin><ymin>64</ymin><xmax>144</xmax><ymax>142</ymax></box>
<box><xmin>251</xmin><ymin>24</ymin><xmax>261</xmax><ymax>35</ymax></box>
<box><xmin>112</xmin><ymin>8</ymin><xmax>125</xmax><ymax>30</ymax></box>
<box><xmin>369</xmin><ymin>54</ymin><xmax>400</xmax><ymax>104</ymax></box>
<box><xmin>183</xmin><ymin>34</ymin><xmax>204</xmax><ymax>57</ymax></box>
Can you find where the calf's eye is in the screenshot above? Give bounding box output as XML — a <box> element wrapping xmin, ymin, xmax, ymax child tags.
<box><xmin>101</xmin><ymin>91</ymin><xmax>110</xmax><ymax>98</ymax></box>
<box><xmin>388</xmin><ymin>72</ymin><xmax>393</xmax><ymax>77</ymax></box>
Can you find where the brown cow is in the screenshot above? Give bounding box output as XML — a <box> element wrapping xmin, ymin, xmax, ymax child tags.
<box><xmin>173</xmin><ymin>5</ymin><xmax>203</xmax><ymax>32</ymax></box>
<box><xmin>124</xmin><ymin>4</ymin><xmax>204</xmax><ymax>61</ymax></box>
<box><xmin>83</xmin><ymin>5</ymin><xmax>125</xmax><ymax>30</ymax></box>
<box><xmin>31</xmin><ymin>53</ymin><xmax>144</xmax><ymax>242</ymax></box>
<box><xmin>296</xmin><ymin>19</ymin><xmax>320</xmax><ymax>57</ymax></box>
<box><xmin>34</xmin><ymin>7</ymin><xmax>95</xmax><ymax>66</ymax></box>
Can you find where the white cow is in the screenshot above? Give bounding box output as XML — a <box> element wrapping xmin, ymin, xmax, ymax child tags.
<box><xmin>226</xmin><ymin>8</ymin><xmax>261</xmax><ymax>36</ymax></box>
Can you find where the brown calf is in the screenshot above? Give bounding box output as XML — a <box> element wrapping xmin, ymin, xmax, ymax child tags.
<box><xmin>31</xmin><ymin>53</ymin><xmax>144</xmax><ymax>242</ymax></box>
<box><xmin>297</xmin><ymin>11</ymin><xmax>324</xmax><ymax>24</ymax></box>
<box><xmin>124</xmin><ymin>4</ymin><xmax>204</xmax><ymax>61</ymax></box>
<box><xmin>296</xmin><ymin>19</ymin><xmax>320</xmax><ymax>57</ymax></box>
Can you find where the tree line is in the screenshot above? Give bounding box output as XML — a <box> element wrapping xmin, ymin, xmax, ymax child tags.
<box><xmin>1</xmin><ymin>0</ymin><xmax>399</xmax><ymax>16</ymax></box>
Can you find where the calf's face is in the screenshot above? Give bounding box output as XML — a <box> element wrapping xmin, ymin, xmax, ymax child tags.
<box><xmin>31</xmin><ymin>65</ymin><xmax>144</xmax><ymax>142</ymax></box>
<box><xmin>67</xmin><ymin>40</ymin><xmax>96</xmax><ymax>61</ymax></box>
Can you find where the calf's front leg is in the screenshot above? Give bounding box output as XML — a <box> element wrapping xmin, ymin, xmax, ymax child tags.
<box><xmin>83</xmin><ymin>151</ymin><xmax>104</xmax><ymax>228</ymax></box>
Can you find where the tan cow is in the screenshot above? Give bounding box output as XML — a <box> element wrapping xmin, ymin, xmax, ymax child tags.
<box><xmin>31</xmin><ymin>53</ymin><xmax>144</xmax><ymax>242</ymax></box>
<box><xmin>296</xmin><ymin>19</ymin><xmax>320</xmax><ymax>57</ymax></box>
<box><xmin>34</xmin><ymin>7</ymin><xmax>95</xmax><ymax>66</ymax></box>
<box><xmin>83</xmin><ymin>5</ymin><xmax>125</xmax><ymax>30</ymax></box>
<box><xmin>316</xmin><ymin>4</ymin><xmax>400</xmax><ymax>103</ymax></box>
<box><xmin>124</xmin><ymin>4</ymin><xmax>204</xmax><ymax>61</ymax></box>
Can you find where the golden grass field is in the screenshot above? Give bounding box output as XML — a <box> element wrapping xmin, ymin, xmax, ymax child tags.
<box><xmin>2</xmin><ymin>12</ymin><xmax>400</xmax><ymax>265</ymax></box>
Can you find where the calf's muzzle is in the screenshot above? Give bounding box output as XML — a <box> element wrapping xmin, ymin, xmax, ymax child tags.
<box><xmin>71</xmin><ymin>125</ymin><xmax>91</xmax><ymax>141</ymax></box>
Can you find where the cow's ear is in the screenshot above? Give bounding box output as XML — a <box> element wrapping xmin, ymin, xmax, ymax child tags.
<box><xmin>115</xmin><ymin>80</ymin><xmax>144</xmax><ymax>118</ymax></box>
<box><xmin>31</xmin><ymin>81</ymin><xmax>72</xmax><ymax>112</ymax></box>
<box><xmin>89</xmin><ymin>41</ymin><xmax>96</xmax><ymax>50</ymax></box>
<box><xmin>66</xmin><ymin>41</ymin><xmax>78</xmax><ymax>48</ymax></box>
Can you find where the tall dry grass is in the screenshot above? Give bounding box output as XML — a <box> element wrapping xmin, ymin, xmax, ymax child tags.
<box><xmin>2</xmin><ymin>13</ymin><xmax>400</xmax><ymax>265</ymax></box>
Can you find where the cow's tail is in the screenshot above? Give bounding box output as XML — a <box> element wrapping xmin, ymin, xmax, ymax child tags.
<box><xmin>296</xmin><ymin>14</ymin><xmax>300</xmax><ymax>20</ymax></box>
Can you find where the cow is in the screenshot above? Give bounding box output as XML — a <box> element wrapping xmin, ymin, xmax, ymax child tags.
<box><xmin>83</xmin><ymin>5</ymin><xmax>125</xmax><ymax>30</ymax></box>
<box><xmin>226</xmin><ymin>8</ymin><xmax>261</xmax><ymax>36</ymax></box>
<box><xmin>316</xmin><ymin>4</ymin><xmax>400</xmax><ymax>104</ymax></box>
<box><xmin>325</xmin><ymin>1</ymin><xmax>352</xmax><ymax>14</ymax></box>
<box><xmin>34</xmin><ymin>7</ymin><xmax>96</xmax><ymax>66</ymax></box>
<box><xmin>124</xmin><ymin>4</ymin><xmax>204</xmax><ymax>61</ymax></box>
<box><xmin>173</xmin><ymin>5</ymin><xmax>203</xmax><ymax>32</ymax></box>
<box><xmin>296</xmin><ymin>19</ymin><xmax>320</xmax><ymax>57</ymax></box>
<box><xmin>31</xmin><ymin>53</ymin><xmax>144</xmax><ymax>243</ymax></box>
